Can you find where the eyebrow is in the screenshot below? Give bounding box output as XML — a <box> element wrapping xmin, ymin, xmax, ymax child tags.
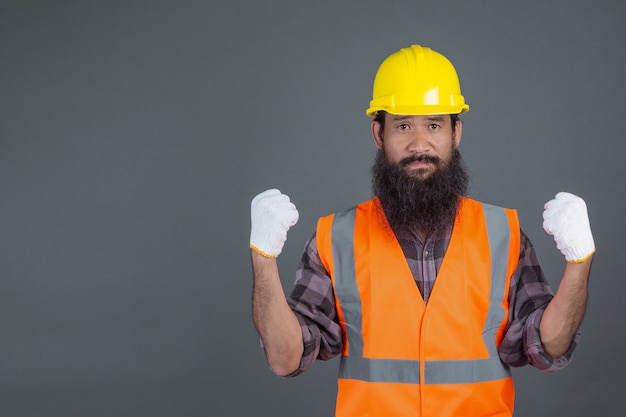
<box><xmin>391</xmin><ymin>115</ymin><xmax>412</xmax><ymax>121</ymax></box>
<box><xmin>391</xmin><ymin>115</ymin><xmax>447</xmax><ymax>123</ymax></box>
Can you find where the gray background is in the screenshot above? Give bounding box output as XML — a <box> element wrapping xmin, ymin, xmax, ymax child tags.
<box><xmin>1</xmin><ymin>1</ymin><xmax>623</xmax><ymax>416</ymax></box>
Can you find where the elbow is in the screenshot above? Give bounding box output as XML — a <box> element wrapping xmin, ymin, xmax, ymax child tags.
<box><xmin>539</xmin><ymin>327</ymin><xmax>571</xmax><ymax>359</ymax></box>
<box><xmin>541</xmin><ymin>342</ymin><xmax>568</xmax><ymax>360</ymax></box>
<box><xmin>265</xmin><ymin>341</ymin><xmax>304</xmax><ymax>377</ymax></box>
<box><xmin>268</xmin><ymin>355</ymin><xmax>301</xmax><ymax>377</ymax></box>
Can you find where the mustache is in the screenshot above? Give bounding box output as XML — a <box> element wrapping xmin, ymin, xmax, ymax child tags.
<box><xmin>399</xmin><ymin>154</ymin><xmax>442</xmax><ymax>167</ymax></box>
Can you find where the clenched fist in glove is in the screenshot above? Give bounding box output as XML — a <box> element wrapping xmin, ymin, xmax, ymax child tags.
<box><xmin>543</xmin><ymin>192</ymin><xmax>595</xmax><ymax>263</ymax></box>
<box><xmin>250</xmin><ymin>189</ymin><xmax>299</xmax><ymax>258</ymax></box>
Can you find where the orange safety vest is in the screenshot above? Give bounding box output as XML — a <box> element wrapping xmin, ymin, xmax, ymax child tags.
<box><xmin>316</xmin><ymin>197</ymin><xmax>520</xmax><ymax>417</ymax></box>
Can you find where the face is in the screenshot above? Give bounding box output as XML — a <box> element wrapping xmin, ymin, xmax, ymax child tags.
<box><xmin>371</xmin><ymin>113</ymin><xmax>462</xmax><ymax>180</ymax></box>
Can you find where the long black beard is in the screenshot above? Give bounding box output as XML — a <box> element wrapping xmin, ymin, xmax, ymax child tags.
<box><xmin>371</xmin><ymin>147</ymin><xmax>469</xmax><ymax>235</ymax></box>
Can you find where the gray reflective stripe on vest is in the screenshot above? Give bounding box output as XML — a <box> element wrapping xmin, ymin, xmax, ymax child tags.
<box><xmin>340</xmin><ymin>356</ymin><xmax>421</xmax><ymax>384</ymax></box>
<box><xmin>424</xmin><ymin>356</ymin><xmax>510</xmax><ymax>384</ymax></box>
<box><xmin>331</xmin><ymin>208</ymin><xmax>363</xmax><ymax>357</ymax></box>
<box><xmin>481</xmin><ymin>203</ymin><xmax>512</xmax><ymax>358</ymax></box>
<box><xmin>331</xmin><ymin>202</ymin><xmax>512</xmax><ymax>385</ymax></box>
<box><xmin>339</xmin><ymin>355</ymin><xmax>509</xmax><ymax>384</ymax></box>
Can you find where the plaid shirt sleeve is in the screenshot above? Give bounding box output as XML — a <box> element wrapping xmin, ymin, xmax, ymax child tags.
<box><xmin>283</xmin><ymin>232</ymin><xmax>343</xmax><ymax>377</ymax></box>
<box><xmin>498</xmin><ymin>230</ymin><xmax>580</xmax><ymax>372</ymax></box>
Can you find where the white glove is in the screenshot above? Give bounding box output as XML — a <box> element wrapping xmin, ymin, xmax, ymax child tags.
<box><xmin>250</xmin><ymin>189</ymin><xmax>299</xmax><ymax>258</ymax></box>
<box><xmin>543</xmin><ymin>192</ymin><xmax>595</xmax><ymax>263</ymax></box>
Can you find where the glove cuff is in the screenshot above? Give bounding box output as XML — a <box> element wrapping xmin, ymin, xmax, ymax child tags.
<box><xmin>250</xmin><ymin>230</ymin><xmax>284</xmax><ymax>258</ymax></box>
<box><xmin>562</xmin><ymin>237</ymin><xmax>596</xmax><ymax>263</ymax></box>
<box><xmin>250</xmin><ymin>244</ymin><xmax>278</xmax><ymax>259</ymax></box>
<box><xmin>566</xmin><ymin>247</ymin><xmax>595</xmax><ymax>264</ymax></box>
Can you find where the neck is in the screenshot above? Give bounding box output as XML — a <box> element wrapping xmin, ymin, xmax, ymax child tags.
<box><xmin>416</xmin><ymin>227</ymin><xmax>431</xmax><ymax>242</ymax></box>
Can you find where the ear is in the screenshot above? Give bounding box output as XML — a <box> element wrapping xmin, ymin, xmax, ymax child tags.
<box><xmin>371</xmin><ymin>120</ymin><xmax>383</xmax><ymax>149</ymax></box>
<box><xmin>453</xmin><ymin>118</ymin><xmax>463</xmax><ymax>148</ymax></box>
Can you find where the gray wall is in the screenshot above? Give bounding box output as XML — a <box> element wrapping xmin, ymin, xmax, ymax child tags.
<box><xmin>1</xmin><ymin>1</ymin><xmax>623</xmax><ymax>416</ymax></box>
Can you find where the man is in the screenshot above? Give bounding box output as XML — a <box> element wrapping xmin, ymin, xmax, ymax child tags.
<box><xmin>249</xmin><ymin>45</ymin><xmax>595</xmax><ymax>416</ymax></box>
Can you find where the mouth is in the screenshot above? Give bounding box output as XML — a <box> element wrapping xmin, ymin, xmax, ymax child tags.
<box><xmin>404</xmin><ymin>160</ymin><xmax>435</xmax><ymax>170</ymax></box>
<box><xmin>398</xmin><ymin>155</ymin><xmax>440</xmax><ymax>179</ymax></box>
<box><xmin>401</xmin><ymin>155</ymin><xmax>439</xmax><ymax>170</ymax></box>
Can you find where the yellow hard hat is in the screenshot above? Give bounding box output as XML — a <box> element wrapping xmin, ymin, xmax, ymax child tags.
<box><xmin>366</xmin><ymin>45</ymin><xmax>469</xmax><ymax>117</ymax></box>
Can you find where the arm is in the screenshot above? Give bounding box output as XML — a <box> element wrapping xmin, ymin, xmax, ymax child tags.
<box><xmin>540</xmin><ymin>192</ymin><xmax>595</xmax><ymax>358</ymax></box>
<box><xmin>499</xmin><ymin>231</ymin><xmax>558</xmax><ymax>370</ymax></box>
<box><xmin>540</xmin><ymin>258</ymin><xmax>592</xmax><ymax>358</ymax></box>
<box><xmin>251</xmin><ymin>251</ymin><xmax>303</xmax><ymax>376</ymax></box>
<box><xmin>249</xmin><ymin>189</ymin><xmax>303</xmax><ymax>376</ymax></box>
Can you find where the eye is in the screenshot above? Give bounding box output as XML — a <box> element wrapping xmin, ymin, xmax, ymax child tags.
<box><xmin>398</xmin><ymin>123</ymin><xmax>410</xmax><ymax>131</ymax></box>
<box><xmin>428</xmin><ymin>123</ymin><xmax>440</xmax><ymax>130</ymax></box>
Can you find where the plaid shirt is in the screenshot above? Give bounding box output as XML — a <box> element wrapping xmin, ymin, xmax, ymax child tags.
<box><xmin>283</xmin><ymin>220</ymin><xmax>578</xmax><ymax>377</ymax></box>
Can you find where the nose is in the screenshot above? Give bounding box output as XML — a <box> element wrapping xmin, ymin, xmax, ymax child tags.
<box><xmin>406</xmin><ymin>131</ymin><xmax>431</xmax><ymax>153</ymax></box>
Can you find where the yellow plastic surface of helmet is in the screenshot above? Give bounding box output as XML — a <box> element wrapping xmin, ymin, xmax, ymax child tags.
<box><xmin>366</xmin><ymin>45</ymin><xmax>469</xmax><ymax>117</ymax></box>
